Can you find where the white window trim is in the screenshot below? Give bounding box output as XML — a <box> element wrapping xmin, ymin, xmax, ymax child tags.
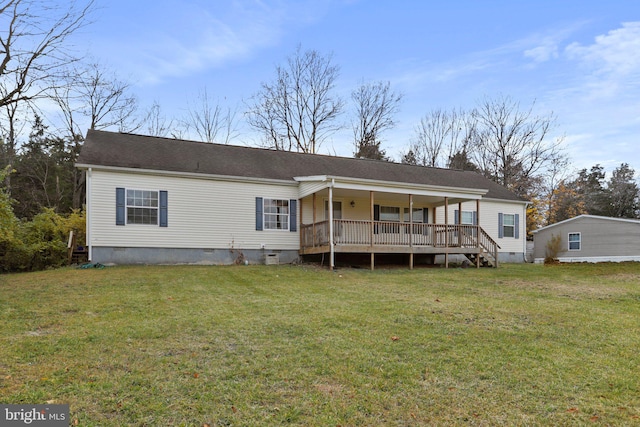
<box><xmin>460</xmin><ymin>210</ymin><xmax>474</xmax><ymax>225</ymax></box>
<box><xmin>404</xmin><ymin>207</ymin><xmax>425</xmax><ymax>223</ymax></box>
<box><xmin>568</xmin><ymin>232</ymin><xmax>581</xmax><ymax>251</ymax></box>
<box><xmin>263</xmin><ymin>198</ymin><xmax>290</xmax><ymax>231</ymax></box>
<box><xmin>503</xmin><ymin>213</ymin><xmax>515</xmax><ymax>238</ymax></box>
<box><xmin>126</xmin><ymin>188</ymin><xmax>159</xmax><ymax>226</ymax></box>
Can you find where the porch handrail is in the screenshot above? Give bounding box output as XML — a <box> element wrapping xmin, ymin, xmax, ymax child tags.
<box><xmin>477</xmin><ymin>227</ymin><xmax>501</xmax><ymax>267</ymax></box>
<box><xmin>301</xmin><ymin>220</ymin><xmax>500</xmax><ymax>254</ymax></box>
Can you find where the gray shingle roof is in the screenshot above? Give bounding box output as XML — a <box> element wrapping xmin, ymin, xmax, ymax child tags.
<box><xmin>77</xmin><ymin>129</ymin><xmax>525</xmax><ymax>202</ymax></box>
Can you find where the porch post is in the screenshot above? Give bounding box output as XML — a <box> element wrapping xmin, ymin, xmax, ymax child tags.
<box><xmin>476</xmin><ymin>198</ymin><xmax>481</xmax><ymax>268</ymax></box>
<box><xmin>458</xmin><ymin>201</ymin><xmax>463</xmax><ymax>247</ymax></box>
<box><xmin>370</xmin><ymin>191</ymin><xmax>374</xmax><ymax>271</ymax></box>
<box><xmin>444</xmin><ymin>197</ymin><xmax>449</xmax><ymax>269</ymax></box>
<box><xmin>329</xmin><ymin>185</ymin><xmax>334</xmax><ymax>271</ymax></box>
<box><xmin>409</xmin><ymin>194</ymin><xmax>414</xmax><ymax>270</ymax></box>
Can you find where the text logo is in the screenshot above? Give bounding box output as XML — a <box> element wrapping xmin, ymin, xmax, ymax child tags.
<box><xmin>1</xmin><ymin>405</ymin><xmax>69</xmax><ymax>426</ymax></box>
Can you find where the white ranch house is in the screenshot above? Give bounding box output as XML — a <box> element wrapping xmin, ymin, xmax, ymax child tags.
<box><xmin>76</xmin><ymin>130</ymin><xmax>529</xmax><ymax>269</ymax></box>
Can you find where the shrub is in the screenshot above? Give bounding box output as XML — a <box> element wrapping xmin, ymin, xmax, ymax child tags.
<box><xmin>1</xmin><ymin>207</ymin><xmax>86</xmax><ymax>273</ymax></box>
<box><xmin>544</xmin><ymin>233</ymin><xmax>562</xmax><ymax>265</ymax></box>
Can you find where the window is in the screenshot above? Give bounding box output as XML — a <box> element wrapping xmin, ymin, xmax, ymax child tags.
<box><xmin>324</xmin><ymin>200</ymin><xmax>342</xmax><ymax>220</ymax></box>
<box><xmin>502</xmin><ymin>213</ymin><xmax>515</xmax><ymax>238</ymax></box>
<box><xmin>380</xmin><ymin>206</ymin><xmax>400</xmax><ymax>221</ymax></box>
<box><xmin>568</xmin><ymin>232</ymin><xmax>581</xmax><ymax>251</ymax></box>
<box><xmin>255</xmin><ymin>197</ymin><xmax>296</xmax><ymax>232</ymax></box>
<box><xmin>263</xmin><ymin>198</ymin><xmax>289</xmax><ymax>230</ymax></box>
<box><xmin>404</xmin><ymin>208</ymin><xmax>424</xmax><ymax>223</ymax></box>
<box><xmin>116</xmin><ymin>188</ymin><xmax>167</xmax><ymax>227</ymax></box>
<box><xmin>127</xmin><ymin>189</ymin><xmax>158</xmax><ymax>225</ymax></box>
<box><xmin>374</xmin><ymin>205</ymin><xmax>400</xmax><ymax>233</ymax></box>
<box><xmin>460</xmin><ymin>210</ymin><xmax>474</xmax><ymax>225</ymax></box>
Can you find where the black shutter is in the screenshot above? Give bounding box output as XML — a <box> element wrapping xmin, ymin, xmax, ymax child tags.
<box><xmin>159</xmin><ymin>191</ymin><xmax>168</xmax><ymax>227</ymax></box>
<box><xmin>116</xmin><ymin>188</ymin><xmax>125</xmax><ymax>226</ymax></box>
<box><xmin>289</xmin><ymin>199</ymin><xmax>297</xmax><ymax>232</ymax></box>
<box><xmin>256</xmin><ymin>197</ymin><xmax>263</xmax><ymax>231</ymax></box>
<box><xmin>373</xmin><ymin>204</ymin><xmax>380</xmax><ymax>234</ymax></box>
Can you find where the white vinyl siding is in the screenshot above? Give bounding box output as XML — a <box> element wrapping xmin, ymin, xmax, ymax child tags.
<box><xmin>437</xmin><ymin>200</ymin><xmax>527</xmax><ymax>255</ymax></box>
<box><xmin>89</xmin><ymin>170</ymin><xmax>299</xmax><ymax>250</ymax></box>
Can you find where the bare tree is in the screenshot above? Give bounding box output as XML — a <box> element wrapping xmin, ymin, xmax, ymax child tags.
<box><xmin>405</xmin><ymin>108</ymin><xmax>477</xmax><ymax>168</ymax></box>
<box><xmin>246</xmin><ymin>46</ymin><xmax>343</xmax><ymax>153</ymax></box>
<box><xmin>351</xmin><ymin>80</ymin><xmax>402</xmax><ymax>160</ymax></box>
<box><xmin>0</xmin><ymin>98</ymin><xmax>28</xmax><ymax>188</ymax></box>
<box><xmin>409</xmin><ymin>109</ymin><xmax>453</xmax><ymax>167</ymax></box>
<box><xmin>52</xmin><ymin>62</ymin><xmax>139</xmax><ymax>137</ymax></box>
<box><xmin>471</xmin><ymin>95</ymin><xmax>566</xmax><ymax>198</ymax></box>
<box><xmin>0</xmin><ymin>0</ymin><xmax>93</xmax><ymax>193</ymax></box>
<box><xmin>140</xmin><ymin>101</ymin><xmax>174</xmax><ymax>138</ymax></box>
<box><xmin>50</xmin><ymin>62</ymin><xmax>138</xmax><ymax>209</ymax></box>
<box><xmin>182</xmin><ymin>87</ymin><xmax>238</xmax><ymax>144</ymax></box>
<box><xmin>0</xmin><ymin>0</ymin><xmax>95</xmax><ymax>108</ymax></box>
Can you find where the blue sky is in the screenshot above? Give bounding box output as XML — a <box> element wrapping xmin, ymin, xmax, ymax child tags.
<box><xmin>80</xmin><ymin>0</ymin><xmax>640</xmax><ymax>176</ymax></box>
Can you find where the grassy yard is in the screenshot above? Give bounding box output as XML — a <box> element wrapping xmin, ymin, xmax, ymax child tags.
<box><xmin>0</xmin><ymin>263</ymin><xmax>639</xmax><ymax>426</ymax></box>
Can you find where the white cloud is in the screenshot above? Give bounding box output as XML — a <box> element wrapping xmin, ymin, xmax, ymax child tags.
<box><xmin>565</xmin><ymin>22</ymin><xmax>640</xmax><ymax>75</ymax></box>
<box><xmin>524</xmin><ymin>43</ymin><xmax>559</xmax><ymax>63</ymax></box>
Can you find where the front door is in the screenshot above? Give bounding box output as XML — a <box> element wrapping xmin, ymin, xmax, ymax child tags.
<box><xmin>324</xmin><ymin>200</ymin><xmax>342</xmax><ymax>221</ymax></box>
<box><xmin>325</xmin><ymin>200</ymin><xmax>343</xmax><ymax>239</ymax></box>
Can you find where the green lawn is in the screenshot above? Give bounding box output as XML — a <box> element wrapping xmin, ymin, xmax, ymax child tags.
<box><xmin>1</xmin><ymin>263</ymin><xmax>639</xmax><ymax>426</ymax></box>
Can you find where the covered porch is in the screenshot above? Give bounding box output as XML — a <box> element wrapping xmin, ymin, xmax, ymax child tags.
<box><xmin>295</xmin><ymin>175</ymin><xmax>500</xmax><ymax>270</ymax></box>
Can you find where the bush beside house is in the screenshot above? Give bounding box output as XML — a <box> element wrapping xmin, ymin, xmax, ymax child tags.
<box><xmin>1</xmin><ymin>169</ymin><xmax>86</xmax><ymax>272</ymax></box>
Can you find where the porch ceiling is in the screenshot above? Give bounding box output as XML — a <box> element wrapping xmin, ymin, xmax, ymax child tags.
<box><xmin>295</xmin><ymin>175</ymin><xmax>487</xmax><ymax>205</ymax></box>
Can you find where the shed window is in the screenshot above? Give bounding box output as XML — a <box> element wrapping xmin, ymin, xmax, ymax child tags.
<box><xmin>568</xmin><ymin>232</ymin><xmax>581</xmax><ymax>251</ymax></box>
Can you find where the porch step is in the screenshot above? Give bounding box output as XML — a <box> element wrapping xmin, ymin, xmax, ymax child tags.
<box><xmin>465</xmin><ymin>252</ymin><xmax>495</xmax><ymax>268</ymax></box>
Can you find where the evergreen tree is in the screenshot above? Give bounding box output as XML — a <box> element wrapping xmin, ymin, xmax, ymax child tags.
<box><xmin>606</xmin><ymin>163</ymin><xmax>639</xmax><ymax>218</ymax></box>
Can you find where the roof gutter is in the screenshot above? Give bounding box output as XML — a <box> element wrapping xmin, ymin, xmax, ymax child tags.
<box><xmin>75</xmin><ymin>164</ymin><xmax>298</xmax><ymax>186</ymax></box>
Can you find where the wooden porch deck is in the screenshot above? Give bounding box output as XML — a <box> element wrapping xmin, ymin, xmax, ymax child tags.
<box><xmin>300</xmin><ymin>220</ymin><xmax>500</xmax><ymax>268</ymax></box>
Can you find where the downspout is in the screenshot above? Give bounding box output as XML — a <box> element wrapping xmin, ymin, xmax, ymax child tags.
<box><xmin>329</xmin><ymin>179</ymin><xmax>335</xmax><ymax>271</ymax></box>
<box><xmin>523</xmin><ymin>203</ymin><xmax>528</xmax><ymax>263</ymax></box>
<box><xmin>86</xmin><ymin>168</ymin><xmax>92</xmax><ymax>262</ymax></box>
